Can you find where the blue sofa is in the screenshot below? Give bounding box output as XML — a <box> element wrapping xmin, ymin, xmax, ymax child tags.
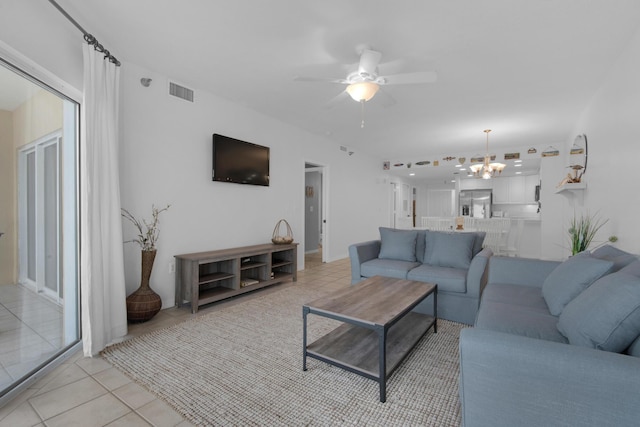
<box><xmin>349</xmin><ymin>227</ymin><xmax>492</xmax><ymax>325</ymax></box>
<box><xmin>459</xmin><ymin>245</ymin><xmax>640</xmax><ymax>426</ymax></box>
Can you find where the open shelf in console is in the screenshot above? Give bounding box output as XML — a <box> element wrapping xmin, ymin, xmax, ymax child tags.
<box><xmin>175</xmin><ymin>243</ymin><xmax>298</xmax><ymax>313</ymax></box>
<box><xmin>271</xmin><ymin>248</ymin><xmax>295</xmax><ymax>279</ymax></box>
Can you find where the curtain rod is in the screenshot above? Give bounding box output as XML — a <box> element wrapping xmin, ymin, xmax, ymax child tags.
<box><xmin>48</xmin><ymin>0</ymin><xmax>121</xmax><ymax>66</ymax></box>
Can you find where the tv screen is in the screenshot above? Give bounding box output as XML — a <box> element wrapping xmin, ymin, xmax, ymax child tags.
<box><xmin>212</xmin><ymin>134</ymin><xmax>270</xmax><ymax>186</ymax></box>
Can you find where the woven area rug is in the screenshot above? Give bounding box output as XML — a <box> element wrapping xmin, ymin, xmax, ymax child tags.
<box><xmin>102</xmin><ymin>284</ymin><xmax>465</xmax><ymax>426</ymax></box>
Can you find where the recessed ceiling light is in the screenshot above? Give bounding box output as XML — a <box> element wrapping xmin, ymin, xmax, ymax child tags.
<box><xmin>516</xmin><ymin>171</ymin><xmax>522</xmax><ymax>174</ymax></box>
<box><xmin>409</xmin><ymin>173</ymin><xmax>415</xmax><ymax>176</ymax></box>
<box><xmin>514</xmin><ymin>160</ymin><xmax>523</xmax><ymax>163</ymax></box>
<box><xmin>455</xmin><ymin>164</ymin><xmax>461</xmax><ymax>168</ymax></box>
<box><xmin>515</xmin><ymin>164</ymin><xmax>522</xmax><ymax>167</ymax></box>
<box><xmin>460</xmin><ymin>168</ymin><xmax>466</xmax><ymax>171</ymax></box>
<box><xmin>451</xmin><ymin>179</ymin><xmax>455</xmax><ymax>183</ymax></box>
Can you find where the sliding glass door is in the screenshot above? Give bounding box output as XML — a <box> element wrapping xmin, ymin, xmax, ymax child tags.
<box><xmin>0</xmin><ymin>57</ymin><xmax>80</xmax><ymax>403</ymax></box>
<box><xmin>18</xmin><ymin>134</ymin><xmax>62</xmax><ymax>302</ymax></box>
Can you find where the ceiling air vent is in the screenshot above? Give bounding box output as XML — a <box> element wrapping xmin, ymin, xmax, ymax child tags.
<box><xmin>169</xmin><ymin>81</ymin><xmax>194</xmax><ymax>102</ymax></box>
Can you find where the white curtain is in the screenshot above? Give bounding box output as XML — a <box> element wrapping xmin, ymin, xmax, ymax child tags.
<box><xmin>80</xmin><ymin>43</ymin><xmax>127</xmax><ymax>356</ymax></box>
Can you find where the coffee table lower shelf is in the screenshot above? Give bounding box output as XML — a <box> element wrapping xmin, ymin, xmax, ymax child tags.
<box><xmin>303</xmin><ymin>311</ymin><xmax>436</xmax><ymax>402</ymax></box>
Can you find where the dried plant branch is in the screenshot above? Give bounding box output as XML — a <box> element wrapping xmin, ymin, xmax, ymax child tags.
<box><xmin>122</xmin><ymin>204</ymin><xmax>170</xmax><ymax>251</ymax></box>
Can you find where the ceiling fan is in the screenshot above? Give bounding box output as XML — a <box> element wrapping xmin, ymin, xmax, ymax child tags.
<box><xmin>294</xmin><ymin>47</ymin><xmax>437</xmax><ymax>107</ymax></box>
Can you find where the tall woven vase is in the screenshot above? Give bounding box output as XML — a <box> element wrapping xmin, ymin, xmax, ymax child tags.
<box><xmin>126</xmin><ymin>250</ymin><xmax>162</xmax><ymax>322</ymax></box>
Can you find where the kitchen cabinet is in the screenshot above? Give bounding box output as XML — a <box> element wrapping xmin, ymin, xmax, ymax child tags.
<box><xmin>492</xmin><ymin>178</ymin><xmax>510</xmax><ymax>203</ymax></box>
<box><xmin>508</xmin><ymin>177</ymin><xmax>526</xmax><ymax>203</ymax></box>
<box><xmin>460</xmin><ymin>179</ymin><xmax>492</xmax><ymax>190</ymax></box>
<box><xmin>492</xmin><ymin>175</ymin><xmax>539</xmax><ymax>204</ymax></box>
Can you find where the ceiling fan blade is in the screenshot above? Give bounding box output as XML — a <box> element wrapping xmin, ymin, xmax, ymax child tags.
<box><xmin>358</xmin><ymin>49</ymin><xmax>382</xmax><ymax>76</ymax></box>
<box><xmin>324</xmin><ymin>91</ymin><xmax>349</xmax><ymax>109</ymax></box>
<box><xmin>380</xmin><ymin>71</ymin><xmax>437</xmax><ymax>85</ymax></box>
<box><xmin>294</xmin><ymin>76</ymin><xmax>348</xmax><ymax>84</ymax></box>
<box><xmin>377</xmin><ymin>58</ymin><xmax>407</xmax><ymax>76</ymax></box>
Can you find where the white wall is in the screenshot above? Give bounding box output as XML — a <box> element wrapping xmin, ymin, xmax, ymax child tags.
<box><xmin>119</xmin><ymin>63</ymin><xmax>388</xmax><ymax>307</ymax></box>
<box><xmin>540</xmin><ymin>25</ymin><xmax>640</xmax><ymax>259</ymax></box>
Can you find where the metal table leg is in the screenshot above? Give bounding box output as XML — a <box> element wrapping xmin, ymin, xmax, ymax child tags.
<box><xmin>378</xmin><ymin>326</ymin><xmax>387</xmax><ymax>402</ymax></box>
<box><xmin>302</xmin><ymin>306</ymin><xmax>309</xmax><ymax>371</ymax></box>
<box><xmin>434</xmin><ymin>285</ymin><xmax>438</xmax><ymax>333</ymax></box>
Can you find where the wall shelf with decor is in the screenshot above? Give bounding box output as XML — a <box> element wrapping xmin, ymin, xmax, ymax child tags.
<box><xmin>555</xmin><ymin>182</ymin><xmax>586</xmax><ymax>194</ymax></box>
<box><xmin>175</xmin><ymin>243</ymin><xmax>298</xmax><ymax>313</ymax></box>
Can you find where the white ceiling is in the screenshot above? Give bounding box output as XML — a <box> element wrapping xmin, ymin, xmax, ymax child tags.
<box><xmin>46</xmin><ymin>1</ymin><xmax>640</xmax><ymax>181</ymax></box>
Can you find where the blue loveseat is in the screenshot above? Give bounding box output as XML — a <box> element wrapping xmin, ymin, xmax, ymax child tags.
<box><xmin>349</xmin><ymin>227</ymin><xmax>491</xmax><ymax>325</ymax></box>
<box><xmin>459</xmin><ymin>245</ymin><xmax>640</xmax><ymax>426</ymax></box>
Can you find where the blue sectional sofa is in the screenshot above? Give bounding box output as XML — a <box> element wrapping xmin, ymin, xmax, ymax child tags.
<box><xmin>459</xmin><ymin>245</ymin><xmax>640</xmax><ymax>426</ymax></box>
<box><xmin>349</xmin><ymin>227</ymin><xmax>492</xmax><ymax>325</ymax></box>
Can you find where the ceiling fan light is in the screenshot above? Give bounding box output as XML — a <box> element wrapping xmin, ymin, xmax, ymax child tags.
<box><xmin>346</xmin><ymin>81</ymin><xmax>379</xmax><ymax>102</ymax></box>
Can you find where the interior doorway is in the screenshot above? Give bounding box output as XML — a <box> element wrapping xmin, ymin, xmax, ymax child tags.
<box><xmin>304</xmin><ymin>162</ymin><xmax>327</xmax><ymax>266</ymax></box>
<box><xmin>389</xmin><ymin>181</ymin><xmax>413</xmax><ymax>229</ymax></box>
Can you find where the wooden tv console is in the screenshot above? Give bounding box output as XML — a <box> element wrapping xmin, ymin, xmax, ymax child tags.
<box><xmin>174</xmin><ymin>243</ymin><xmax>298</xmax><ymax>313</ymax></box>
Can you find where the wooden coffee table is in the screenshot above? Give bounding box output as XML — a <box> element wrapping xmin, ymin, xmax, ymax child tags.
<box><xmin>302</xmin><ymin>275</ymin><xmax>437</xmax><ymax>402</ymax></box>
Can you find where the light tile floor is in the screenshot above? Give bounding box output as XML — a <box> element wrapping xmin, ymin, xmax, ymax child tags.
<box><xmin>0</xmin><ymin>253</ymin><xmax>345</xmax><ymax>426</ymax></box>
<box><xmin>0</xmin><ymin>285</ymin><xmax>64</xmax><ymax>392</ymax></box>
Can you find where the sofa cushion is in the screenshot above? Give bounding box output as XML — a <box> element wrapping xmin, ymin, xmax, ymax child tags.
<box><xmin>475</xmin><ymin>299</ymin><xmax>567</xmax><ymax>343</ymax></box>
<box><xmin>423</xmin><ymin>231</ymin><xmax>476</xmax><ymax>269</ymax></box>
<box><xmin>481</xmin><ymin>283</ymin><xmax>548</xmax><ymax>311</ymax></box>
<box><xmin>361</xmin><ymin>258</ymin><xmax>420</xmax><ymax>280</ymax></box>
<box><xmin>407</xmin><ymin>264</ymin><xmax>467</xmax><ymax>293</ymax></box>
<box><xmin>541</xmin><ymin>255</ymin><xmax>613</xmax><ymax>316</ymax></box>
<box><xmin>557</xmin><ymin>271</ymin><xmax>640</xmax><ymax>352</ymax></box>
<box><xmin>378</xmin><ymin>227</ymin><xmax>418</xmax><ymax>262</ymax></box>
<box><xmin>591</xmin><ymin>245</ymin><xmax>637</xmax><ymax>273</ymax></box>
<box><xmin>626</xmin><ymin>335</ymin><xmax>640</xmax><ymax>357</ymax></box>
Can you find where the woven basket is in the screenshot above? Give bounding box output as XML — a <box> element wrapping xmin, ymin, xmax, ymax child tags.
<box><xmin>272</xmin><ymin>219</ymin><xmax>294</xmax><ymax>244</ymax></box>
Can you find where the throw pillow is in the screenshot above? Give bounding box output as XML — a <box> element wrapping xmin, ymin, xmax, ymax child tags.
<box><xmin>542</xmin><ymin>255</ymin><xmax>613</xmax><ymax>316</ymax></box>
<box><xmin>618</xmin><ymin>259</ymin><xmax>640</xmax><ymax>277</ymax></box>
<box><xmin>471</xmin><ymin>231</ymin><xmax>486</xmax><ymax>256</ymax></box>
<box><xmin>557</xmin><ymin>272</ymin><xmax>640</xmax><ymax>352</ymax></box>
<box><xmin>591</xmin><ymin>245</ymin><xmax>637</xmax><ymax>273</ymax></box>
<box><xmin>424</xmin><ymin>231</ymin><xmax>475</xmax><ymax>269</ymax></box>
<box><xmin>378</xmin><ymin>227</ymin><xmax>418</xmax><ymax>262</ymax></box>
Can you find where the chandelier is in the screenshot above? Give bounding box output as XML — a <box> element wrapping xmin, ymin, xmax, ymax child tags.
<box><xmin>469</xmin><ymin>129</ymin><xmax>506</xmax><ymax>179</ymax></box>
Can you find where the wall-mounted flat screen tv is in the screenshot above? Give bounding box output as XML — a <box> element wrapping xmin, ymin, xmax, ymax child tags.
<box><xmin>212</xmin><ymin>134</ymin><xmax>270</xmax><ymax>186</ymax></box>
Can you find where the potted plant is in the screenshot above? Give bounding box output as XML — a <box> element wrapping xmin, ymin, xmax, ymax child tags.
<box><xmin>568</xmin><ymin>212</ymin><xmax>616</xmax><ymax>255</ymax></box>
<box><xmin>122</xmin><ymin>204</ymin><xmax>170</xmax><ymax>322</ymax></box>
